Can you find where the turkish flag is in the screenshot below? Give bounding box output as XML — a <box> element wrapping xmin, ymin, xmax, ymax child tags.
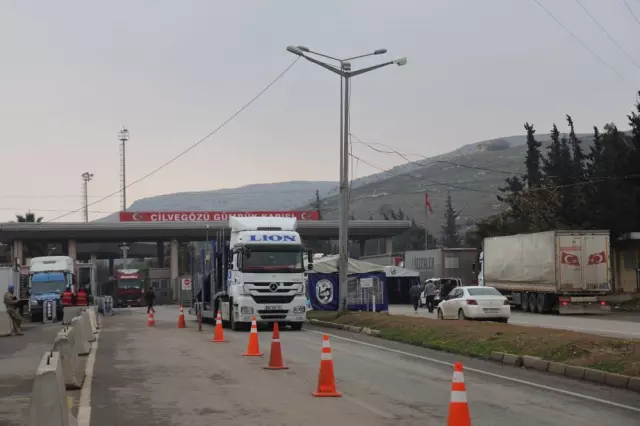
<box><xmin>424</xmin><ymin>192</ymin><xmax>433</xmax><ymax>214</ymax></box>
<box><xmin>561</xmin><ymin>252</ymin><xmax>580</xmax><ymax>266</ymax></box>
<box><xmin>588</xmin><ymin>251</ymin><xmax>607</xmax><ymax>265</ymax></box>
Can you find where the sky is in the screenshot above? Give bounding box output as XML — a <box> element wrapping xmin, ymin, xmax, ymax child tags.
<box><xmin>1</xmin><ymin>0</ymin><xmax>639</xmax><ymax>222</ymax></box>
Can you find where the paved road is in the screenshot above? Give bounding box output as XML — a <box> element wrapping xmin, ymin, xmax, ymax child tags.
<box><xmin>0</xmin><ymin>319</ymin><xmax>83</xmax><ymax>426</ymax></box>
<box><xmin>87</xmin><ymin>306</ymin><xmax>640</xmax><ymax>426</ymax></box>
<box><xmin>388</xmin><ymin>305</ymin><xmax>640</xmax><ymax>339</ymax></box>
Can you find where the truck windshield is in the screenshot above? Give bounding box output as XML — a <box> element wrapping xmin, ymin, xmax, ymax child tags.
<box><xmin>118</xmin><ymin>279</ymin><xmax>142</xmax><ymax>289</ymax></box>
<box><xmin>31</xmin><ymin>272</ymin><xmax>66</xmax><ymax>295</ymax></box>
<box><xmin>242</xmin><ymin>247</ymin><xmax>304</xmax><ymax>273</ymax></box>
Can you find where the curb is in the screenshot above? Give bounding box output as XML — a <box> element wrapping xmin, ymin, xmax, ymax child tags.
<box><xmin>490</xmin><ymin>352</ymin><xmax>639</xmax><ymax>394</ymax></box>
<box><xmin>308</xmin><ymin>319</ymin><xmax>381</xmax><ymax>337</ymax></box>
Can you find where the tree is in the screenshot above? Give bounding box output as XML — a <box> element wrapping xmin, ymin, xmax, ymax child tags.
<box><xmin>441</xmin><ymin>192</ymin><xmax>461</xmax><ymax>247</ymax></box>
<box><xmin>16</xmin><ymin>212</ymin><xmax>43</xmax><ymax>223</ymax></box>
<box><xmin>313</xmin><ymin>189</ymin><xmax>322</xmax><ymax>220</ymax></box>
<box><xmin>524</xmin><ymin>122</ymin><xmax>542</xmax><ymax>188</ymax></box>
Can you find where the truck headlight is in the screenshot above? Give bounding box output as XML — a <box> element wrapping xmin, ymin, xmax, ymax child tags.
<box><xmin>293</xmin><ymin>306</ymin><xmax>306</xmax><ymax>314</ymax></box>
<box><xmin>240</xmin><ymin>306</ymin><xmax>254</xmax><ymax>314</ymax></box>
<box><xmin>30</xmin><ymin>299</ymin><xmax>38</xmax><ymax>306</ymax></box>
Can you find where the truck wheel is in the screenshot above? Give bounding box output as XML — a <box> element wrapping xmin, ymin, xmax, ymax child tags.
<box><xmin>529</xmin><ymin>294</ymin><xmax>538</xmax><ymax>313</ymax></box>
<box><xmin>536</xmin><ymin>294</ymin><xmax>547</xmax><ymax>313</ymax></box>
<box><xmin>290</xmin><ymin>323</ymin><xmax>303</xmax><ymax>331</ymax></box>
<box><xmin>521</xmin><ymin>293</ymin><xmax>530</xmax><ymax>312</ymax></box>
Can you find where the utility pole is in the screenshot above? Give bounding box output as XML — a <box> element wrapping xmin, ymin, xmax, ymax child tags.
<box><xmin>286</xmin><ymin>45</ymin><xmax>407</xmax><ymax>311</ymax></box>
<box><xmin>81</xmin><ymin>172</ymin><xmax>94</xmax><ymax>223</ymax></box>
<box><xmin>118</xmin><ymin>127</ymin><xmax>129</xmax><ymax>211</ymax></box>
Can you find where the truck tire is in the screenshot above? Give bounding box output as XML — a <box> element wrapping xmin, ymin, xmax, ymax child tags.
<box><xmin>290</xmin><ymin>322</ymin><xmax>303</xmax><ymax>331</ymax></box>
<box><xmin>521</xmin><ymin>293</ymin><xmax>530</xmax><ymax>312</ymax></box>
<box><xmin>537</xmin><ymin>294</ymin><xmax>548</xmax><ymax>314</ymax></box>
<box><xmin>528</xmin><ymin>294</ymin><xmax>538</xmax><ymax>313</ymax></box>
<box><xmin>230</xmin><ymin>306</ymin><xmax>241</xmax><ymax>331</ymax></box>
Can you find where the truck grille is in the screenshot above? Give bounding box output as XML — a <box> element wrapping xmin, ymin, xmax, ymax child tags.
<box><xmin>250</xmin><ymin>282</ymin><xmax>298</xmax><ymax>294</ymax></box>
<box><xmin>258</xmin><ymin>309</ymin><xmax>288</xmax><ymax>320</ymax></box>
<box><xmin>251</xmin><ymin>295</ymin><xmax>295</xmax><ymax>304</ymax></box>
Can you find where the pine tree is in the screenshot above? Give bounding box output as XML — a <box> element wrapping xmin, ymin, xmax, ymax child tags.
<box><xmin>542</xmin><ymin>124</ymin><xmax>563</xmax><ymax>182</ymax></box>
<box><xmin>441</xmin><ymin>192</ymin><xmax>461</xmax><ymax>247</ymax></box>
<box><xmin>524</xmin><ymin>122</ymin><xmax>542</xmax><ymax>188</ymax></box>
<box><xmin>566</xmin><ymin>115</ymin><xmax>585</xmax><ymax>180</ymax></box>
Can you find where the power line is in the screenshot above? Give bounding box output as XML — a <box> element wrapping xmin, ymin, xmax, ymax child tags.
<box><xmin>45</xmin><ymin>57</ymin><xmax>301</xmax><ymax>223</ymax></box>
<box><xmin>623</xmin><ymin>0</ymin><xmax>640</xmax><ymax>29</ymax></box>
<box><xmin>574</xmin><ymin>0</ymin><xmax>640</xmax><ymax>70</ymax></box>
<box><xmin>350</xmin><ymin>133</ymin><xmax>523</xmax><ymax>176</ymax></box>
<box><xmin>531</xmin><ymin>0</ymin><xmax>626</xmax><ymax>80</ymax></box>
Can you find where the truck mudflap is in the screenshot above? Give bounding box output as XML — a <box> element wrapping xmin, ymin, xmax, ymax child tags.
<box><xmin>558</xmin><ymin>296</ymin><xmax>611</xmax><ymax>315</ymax></box>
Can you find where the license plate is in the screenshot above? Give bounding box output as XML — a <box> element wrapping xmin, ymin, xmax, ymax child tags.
<box><xmin>483</xmin><ymin>308</ymin><xmax>499</xmax><ymax>313</ymax></box>
<box><xmin>265</xmin><ymin>305</ymin><xmax>282</xmax><ymax>311</ymax></box>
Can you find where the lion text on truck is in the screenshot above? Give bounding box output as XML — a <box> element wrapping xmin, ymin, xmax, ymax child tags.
<box><xmin>478</xmin><ymin>230</ymin><xmax>612</xmax><ymax>314</ymax></box>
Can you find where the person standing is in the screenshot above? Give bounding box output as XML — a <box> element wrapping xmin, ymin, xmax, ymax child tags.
<box><xmin>409</xmin><ymin>282</ymin><xmax>422</xmax><ymax>314</ymax></box>
<box><xmin>4</xmin><ymin>284</ymin><xmax>23</xmax><ymax>336</ymax></box>
<box><xmin>145</xmin><ymin>286</ymin><xmax>156</xmax><ymax>314</ymax></box>
<box><xmin>424</xmin><ymin>280</ymin><xmax>436</xmax><ymax>313</ymax></box>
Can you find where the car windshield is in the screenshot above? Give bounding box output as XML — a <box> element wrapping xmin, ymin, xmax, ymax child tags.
<box><xmin>242</xmin><ymin>247</ymin><xmax>304</xmax><ymax>272</ymax></box>
<box><xmin>118</xmin><ymin>279</ymin><xmax>142</xmax><ymax>289</ymax></box>
<box><xmin>31</xmin><ymin>272</ymin><xmax>66</xmax><ymax>295</ymax></box>
<box><xmin>467</xmin><ymin>287</ymin><xmax>501</xmax><ymax>296</ymax></box>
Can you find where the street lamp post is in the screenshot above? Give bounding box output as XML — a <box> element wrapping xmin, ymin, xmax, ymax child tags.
<box><xmin>81</xmin><ymin>172</ymin><xmax>94</xmax><ymax>223</ymax></box>
<box><xmin>119</xmin><ymin>243</ymin><xmax>130</xmax><ymax>269</ymax></box>
<box><xmin>118</xmin><ymin>127</ymin><xmax>130</xmax><ymax>212</ymax></box>
<box><xmin>286</xmin><ymin>45</ymin><xmax>407</xmax><ymax>311</ymax></box>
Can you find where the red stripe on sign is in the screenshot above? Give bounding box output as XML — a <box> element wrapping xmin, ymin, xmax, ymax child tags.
<box><xmin>118</xmin><ymin>211</ymin><xmax>320</xmax><ymax>222</ymax></box>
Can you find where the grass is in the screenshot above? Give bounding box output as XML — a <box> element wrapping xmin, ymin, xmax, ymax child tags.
<box><xmin>307</xmin><ymin>311</ymin><xmax>640</xmax><ymax>377</ymax></box>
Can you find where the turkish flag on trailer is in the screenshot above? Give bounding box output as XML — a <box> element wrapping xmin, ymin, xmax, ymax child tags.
<box><xmin>561</xmin><ymin>252</ymin><xmax>580</xmax><ymax>266</ymax></box>
<box><xmin>588</xmin><ymin>251</ymin><xmax>607</xmax><ymax>265</ymax></box>
<box><xmin>424</xmin><ymin>192</ymin><xmax>433</xmax><ymax>214</ymax></box>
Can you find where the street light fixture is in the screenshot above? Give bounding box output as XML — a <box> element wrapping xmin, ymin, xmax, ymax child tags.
<box><xmin>286</xmin><ymin>45</ymin><xmax>407</xmax><ymax>311</ymax></box>
<box><xmin>118</xmin><ymin>127</ymin><xmax>130</xmax><ymax>212</ymax></box>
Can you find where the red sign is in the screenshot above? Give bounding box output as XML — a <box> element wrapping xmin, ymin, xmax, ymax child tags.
<box><xmin>587</xmin><ymin>251</ymin><xmax>607</xmax><ymax>265</ymax></box>
<box><xmin>117</xmin><ymin>273</ymin><xmax>141</xmax><ymax>280</ymax></box>
<box><xmin>561</xmin><ymin>252</ymin><xmax>580</xmax><ymax>267</ymax></box>
<box><xmin>119</xmin><ymin>211</ymin><xmax>319</xmax><ymax>222</ymax></box>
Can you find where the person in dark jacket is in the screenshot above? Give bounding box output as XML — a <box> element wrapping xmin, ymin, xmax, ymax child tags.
<box><xmin>409</xmin><ymin>282</ymin><xmax>422</xmax><ymax>314</ymax></box>
<box><xmin>144</xmin><ymin>286</ymin><xmax>156</xmax><ymax>313</ymax></box>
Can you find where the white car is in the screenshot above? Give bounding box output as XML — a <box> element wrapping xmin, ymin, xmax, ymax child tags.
<box><xmin>437</xmin><ymin>286</ymin><xmax>510</xmax><ymax>322</ymax></box>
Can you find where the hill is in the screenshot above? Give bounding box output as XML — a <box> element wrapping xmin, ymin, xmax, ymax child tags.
<box><xmin>99</xmin><ymin>132</ymin><xmax>595</xmax><ymax>240</ymax></box>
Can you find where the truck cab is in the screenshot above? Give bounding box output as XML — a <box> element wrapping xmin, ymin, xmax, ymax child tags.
<box><xmin>28</xmin><ymin>256</ymin><xmax>75</xmax><ymax>322</ymax></box>
<box><xmin>220</xmin><ymin>217</ymin><xmax>307</xmax><ymax>330</ymax></box>
<box><xmin>115</xmin><ymin>269</ymin><xmax>145</xmax><ymax>307</ymax></box>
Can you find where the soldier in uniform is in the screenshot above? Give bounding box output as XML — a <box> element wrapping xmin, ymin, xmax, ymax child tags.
<box><xmin>3</xmin><ymin>284</ymin><xmax>23</xmax><ymax>336</ymax></box>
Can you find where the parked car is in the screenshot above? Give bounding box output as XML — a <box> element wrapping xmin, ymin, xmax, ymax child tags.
<box><xmin>437</xmin><ymin>286</ymin><xmax>510</xmax><ymax>322</ymax></box>
<box><xmin>419</xmin><ymin>277</ymin><xmax>462</xmax><ymax>308</ymax></box>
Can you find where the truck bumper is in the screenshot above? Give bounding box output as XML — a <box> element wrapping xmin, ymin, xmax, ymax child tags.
<box><xmin>232</xmin><ymin>295</ymin><xmax>307</xmax><ymax>323</ymax></box>
<box><xmin>558</xmin><ymin>303</ymin><xmax>612</xmax><ymax>315</ymax></box>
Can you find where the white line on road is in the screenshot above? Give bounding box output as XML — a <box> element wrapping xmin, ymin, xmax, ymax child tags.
<box><xmin>507</xmin><ymin>320</ymin><xmax>640</xmax><ymax>337</ymax></box>
<box><xmin>77</xmin><ymin>333</ymin><xmax>99</xmax><ymax>426</ymax></box>
<box><xmin>306</xmin><ymin>329</ymin><xmax>640</xmax><ymax>414</ymax></box>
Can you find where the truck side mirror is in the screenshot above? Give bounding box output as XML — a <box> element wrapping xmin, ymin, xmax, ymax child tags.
<box><xmin>307</xmin><ymin>264</ymin><xmax>313</xmax><ymax>271</ymax></box>
<box><xmin>472</xmin><ymin>263</ymin><xmax>476</xmax><ymax>272</ymax></box>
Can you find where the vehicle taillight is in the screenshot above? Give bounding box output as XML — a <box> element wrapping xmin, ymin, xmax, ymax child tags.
<box><xmin>559</xmin><ymin>297</ymin><xmax>570</xmax><ymax>307</ymax></box>
<box><xmin>600</xmin><ymin>300</ymin><xmax>607</xmax><ymax>306</ymax></box>
<box><xmin>503</xmin><ymin>299</ymin><xmax>509</xmax><ymax>305</ymax></box>
<box><xmin>466</xmin><ymin>299</ymin><xmax>478</xmax><ymax>305</ymax></box>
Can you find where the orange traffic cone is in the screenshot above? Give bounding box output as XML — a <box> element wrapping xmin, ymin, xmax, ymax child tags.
<box><xmin>211</xmin><ymin>310</ymin><xmax>226</xmax><ymax>343</ymax></box>
<box><xmin>177</xmin><ymin>305</ymin><xmax>186</xmax><ymax>328</ymax></box>
<box><xmin>264</xmin><ymin>322</ymin><xmax>288</xmax><ymax>370</ymax></box>
<box><xmin>242</xmin><ymin>316</ymin><xmax>262</xmax><ymax>356</ymax></box>
<box><xmin>447</xmin><ymin>362</ymin><xmax>471</xmax><ymax>426</ymax></box>
<box><xmin>147</xmin><ymin>311</ymin><xmax>156</xmax><ymax>327</ymax></box>
<box><xmin>312</xmin><ymin>334</ymin><xmax>341</xmax><ymax>397</ymax></box>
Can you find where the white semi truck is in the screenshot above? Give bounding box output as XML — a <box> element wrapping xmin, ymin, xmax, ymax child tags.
<box><xmin>28</xmin><ymin>256</ymin><xmax>76</xmax><ymax>321</ymax></box>
<box><xmin>190</xmin><ymin>216</ymin><xmax>308</xmax><ymax>330</ymax></box>
<box><xmin>478</xmin><ymin>230</ymin><xmax>612</xmax><ymax>314</ymax></box>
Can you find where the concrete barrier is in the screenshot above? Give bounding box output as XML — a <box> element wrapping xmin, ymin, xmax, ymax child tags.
<box><xmin>62</xmin><ymin>307</ymin><xmax>83</xmax><ymax>325</ymax></box>
<box><xmin>25</xmin><ymin>351</ymin><xmax>78</xmax><ymax>426</ymax></box>
<box><xmin>53</xmin><ymin>328</ymin><xmax>85</xmax><ymax>390</ymax></box>
<box><xmin>80</xmin><ymin>312</ymin><xmax>96</xmax><ymax>342</ymax></box>
<box><xmin>71</xmin><ymin>317</ymin><xmax>91</xmax><ymax>356</ymax></box>
<box><xmin>91</xmin><ymin>305</ymin><xmax>101</xmax><ymax>329</ymax></box>
<box><xmin>87</xmin><ymin>307</ymin><xmax>98</xmax><ymax>333</ymax></box>
<box><xmin>1</xmin><ymin>311</ymin><xmax>12</xmax><ymax>337</ymax></box>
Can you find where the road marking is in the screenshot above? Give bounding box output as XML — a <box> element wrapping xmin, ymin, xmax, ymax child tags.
<box><xmin>508</xmin><ymin>320</ymin><xmax>640</xmax><ymax>337</ymax></box>
<box><xmin>306</xmin><ymin>329</ymin><xmax>640</xmax><ymax>413</ymax></box>
<box><xmin>343</xmin><ymin>394</ymin><xmax>395</xmax><ymax>419</ymax></box>
<box><xmin>77</xmin><ymin>332</ymin><xmax>99</xmax><ymax>426</ymax></box>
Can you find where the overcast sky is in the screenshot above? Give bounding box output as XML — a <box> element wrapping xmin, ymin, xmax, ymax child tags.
<box><xmin>1</xmin><ymin>0</ymin><xmax>639</xmax><ymax>222</ymax></box>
